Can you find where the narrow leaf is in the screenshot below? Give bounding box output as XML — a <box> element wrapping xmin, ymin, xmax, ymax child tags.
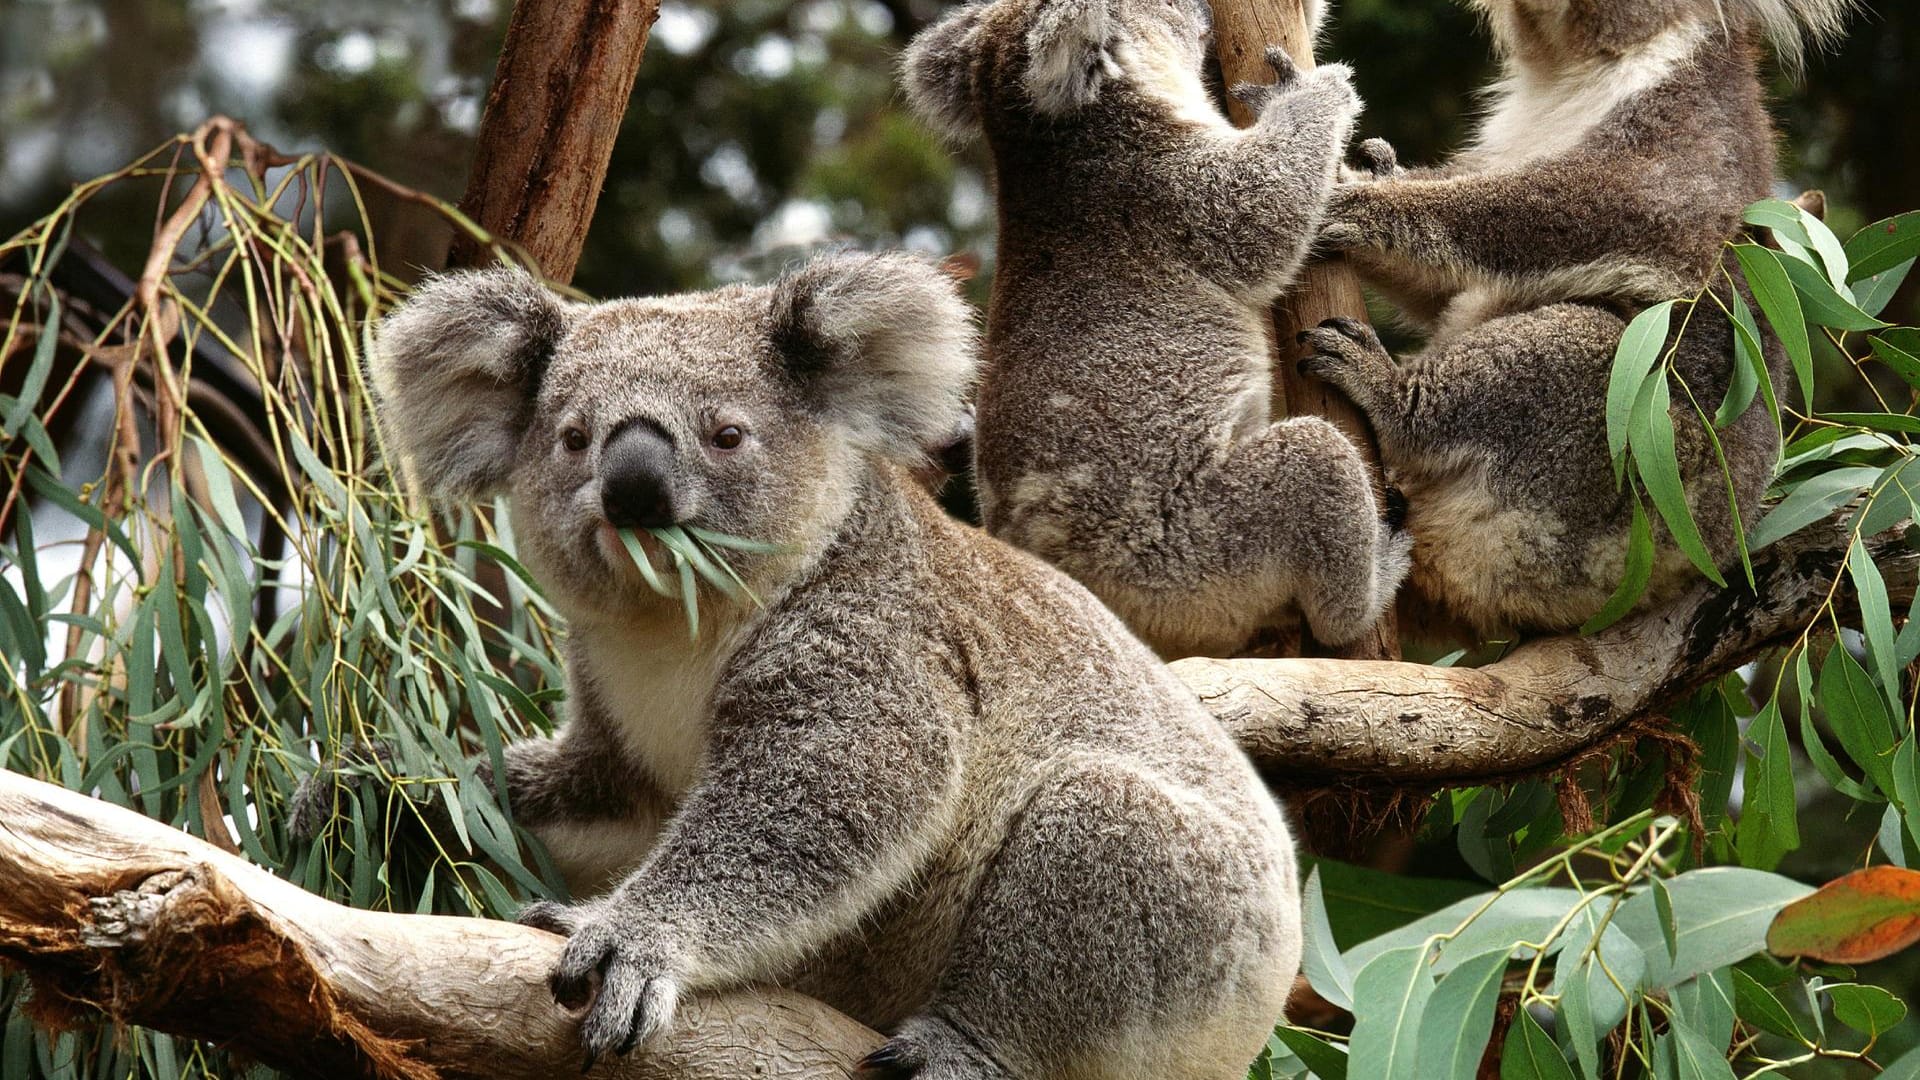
<box><xmin>1607</xmin><ymin>300</ymin><xmax>1677</xmax><ymax>469</ymax></box>
<box><xmin>1734</xmin><ymin>245</ymin><xmax>1812</xmax><ymax>408</ymax></box>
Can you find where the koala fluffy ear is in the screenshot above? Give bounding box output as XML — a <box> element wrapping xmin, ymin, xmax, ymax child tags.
<box><xmin>368</xmin><ymin>268</ymin><xmax>569</xmax><ymax>502</ymax></box>
<box><xmin>1024</xmin><ymin>0</ymin><xmax>1121</xmax><ymax>115</ymax></box>
<box><xmin>901</xmin><ymin>3</ymin><xmax>988</xmax><ymax>142</ymax></box>
<box><xmin>770</xmin><ymin>252</ymin><xmax>979</xmax><ymax>463</ymax></box>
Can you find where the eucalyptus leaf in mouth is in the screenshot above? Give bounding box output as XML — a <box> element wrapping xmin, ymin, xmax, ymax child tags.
<box><xmin>615</xmin><ymin>525</ymin><xmax>791</xmax><ymax>639</ymax></box>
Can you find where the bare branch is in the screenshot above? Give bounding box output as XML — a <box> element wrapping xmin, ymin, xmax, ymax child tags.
<box><xmin>1178</xmin><ymin>512</ymin><xmax>1914</xmax><ymax>784</ymax></box>
<box><xmin>0</xmin><ymin>770</ymin><xmax>881</xmax><ymax>1080</ymax></box>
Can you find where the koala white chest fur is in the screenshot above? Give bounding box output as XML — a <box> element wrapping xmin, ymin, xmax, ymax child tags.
<box><xmin>370</xmin><ymin>251</ymin><xmax>1303</xmax><ymax>1080</ymax></box>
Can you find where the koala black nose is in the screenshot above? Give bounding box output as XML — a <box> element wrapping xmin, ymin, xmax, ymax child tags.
<box><xmin>600</xmin><ymin>420</ymin><xmax>680</xmax><ymax>529</ymax></box>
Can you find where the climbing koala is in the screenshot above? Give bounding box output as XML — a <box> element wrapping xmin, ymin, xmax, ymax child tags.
<box><xmin>901</xmin><ymin>0</ymin><xmax>1410</xmax><ymax>658</ymax></box>
<box><xmin>366</xmin><ymin>253</ymin><xmax>1301</xmax><ymax>1079</ymax></box>
<box><xmin>1298</xmin><ymin>0</ymin><xmax>1848</xmax><ymax>638</ymax></box>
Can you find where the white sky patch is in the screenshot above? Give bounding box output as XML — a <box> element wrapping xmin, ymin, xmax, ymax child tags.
<box><xmin>0</xmin><ymin>125</ymin><xmax>59</xmax><ymax>202</ymax></box>
<box><xmin>950</xmin><ymin>169</ymin><xmax>989</xmax><ymax>229</ymax></box>
<box><xmin>903</xmin><ymin>225</ymin><xmax>950</xmax><ymax>255</ymax></box>
<box><xmin>201</xmin><ymin>17</ymin><xmax>297</xmax><ymax>104</ymax></box>
<box><xmin>657</xmin><ymin>207</ymin><xmax>697</xmax><ymax>247</ymax></box>
<box><xmin>452</xmin><ymin>0</ymin><xmax>497</xmax><ymax>23</ymax></box>
<box><xmin>854</xmin><ymin>0</ymin><xmax>895</xmax><ymax>37</ymax></box>
<box><xmin>754</xmin><ymin>199</ymin><xmax>833</xmax><ymax>250</ymax></box>
<box><xmin>653</xmin><ymin>4</ymin><xmax>718</xmax><ymax>56</ymax></box>
<box><xmin>739</xmin><ymin>35</ymin><xmax>796</xmax><ymax>80</ymax></box>
<box><xmin>319</xmin><ymin>30</ymin><xmax>379</xmax><ymax>75</ymax></box>
<box><xmin>812</xmin><ymin>106</ymin><xmax>847</xmax><ymax>145</ymax></box>
<box><xmin>699</xmin><ymin>142</ymin><xmax>759</xmax><ymax>204</ymax></box>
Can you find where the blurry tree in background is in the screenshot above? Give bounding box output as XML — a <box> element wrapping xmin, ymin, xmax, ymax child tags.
<box><xmin>3</xmin><ymin>0</ymin><xmax>1913</xmax><ymax>308</ymax></box>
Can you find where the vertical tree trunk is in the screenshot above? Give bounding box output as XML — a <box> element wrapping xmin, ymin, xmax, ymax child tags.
<box><xmin>1211</xmin><ymin>0</ymin><xmax>1401</xmax><ymax>661</ymax></box>
<box><xmin>448</xmin><ymin>0</ymin><xmax>664</xmax><ymax>283</ymax></box>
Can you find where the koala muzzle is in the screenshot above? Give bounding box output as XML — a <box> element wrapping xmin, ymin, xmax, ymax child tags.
<box><xmin>601</xmin><ymin>420</ymin><xmax>681</xmax><ymax>529</ymax></box>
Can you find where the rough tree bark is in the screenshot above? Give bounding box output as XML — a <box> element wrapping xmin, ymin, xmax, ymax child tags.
<box><xmin>445</xmin><ymin>0</ymin><xmax>663</xmax><ymax>282</ymax></box>
<box><xmin>1211</xmin><ymin>0</ymin><xmax>1400</xmax><ymax>660</ymax></box>
<box><xmin>0</xmin><ymin>770</ymin><xmax>881</xmax><ymax>1080</ymax></box>
<box><xmin>1178</xmin><ymin>513</ymin><xmax>1916</xmax><ymax>783</ymax></box>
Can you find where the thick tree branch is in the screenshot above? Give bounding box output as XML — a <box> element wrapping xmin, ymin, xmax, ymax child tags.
<box><xmin>1211</xmin><ymin>0</ymin><xmax>1400</xmax><ymax>659</ymax></box>
<box><xmin>0</xmin><ymin>770</ymin><xmax>881</xmax><ymax>1080</ymax></box>
<box><xmin>447</xmin><ymin>0</ymin><xmax>662</xmax><ymax>282</ymax></box>
<box><xmin>1177</xmin><ymin>513</ymin><xmax>1915</xmax><ymax>784</ymax></box>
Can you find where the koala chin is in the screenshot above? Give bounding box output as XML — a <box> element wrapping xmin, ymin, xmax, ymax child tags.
<box><xmin>1298</xmin><ymin>0</ymin><xmax>1848</xmax><ymax>640</ymax></box>
<box><xmin>369</xmin><ymin>252</ymin><xmax>1302</xmax><ymax>1079</ymax></box>
<box><xmin>902</xmin><ymin>0</ymin><xmax>1411</xmax><ymax>659</ymax></box>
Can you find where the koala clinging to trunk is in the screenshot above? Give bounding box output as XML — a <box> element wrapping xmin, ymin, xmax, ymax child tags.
<box><xmin>1299</xmin><ymin>0</ymin><xmax>1846</xmax><ymax>639</ymax></box>
<box><xmin>369</xmin><ymin>253</ymin><xmax>1301</xmax><ymax>1079</ymax></box>
<box><xmin>902</xmin><ymin>0</ymin><xmax>1410</xmax><ymax>659</ymax></box>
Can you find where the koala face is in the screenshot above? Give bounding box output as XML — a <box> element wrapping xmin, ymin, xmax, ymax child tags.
<box><xmin>370</xmin><ymin>253</ymin><xmax>977</xmax><ymax>622</ymax></box>
<box><xmin>902</xmin><ymin>0</ymin><xmax>1229</xmax><ymax>138</ymax></box>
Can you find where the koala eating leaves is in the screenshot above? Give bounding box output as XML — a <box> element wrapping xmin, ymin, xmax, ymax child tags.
<box><xmin>901</xmin><ymin>0</ymin><xmax>1410</xmax><ymax>658</ymax></box>
<box><xmin>1299</xmin><ymin>0</ymin><xmax>1848</xmax><ymax>639</ymax></box>
<box><xmin>368</xmin><ymin>253</ymin><xmax>1302</xmax><ymax>1079</ymax></box>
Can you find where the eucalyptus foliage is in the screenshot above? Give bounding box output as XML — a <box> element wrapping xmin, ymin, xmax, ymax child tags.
<box><xmin>1259</xmin><ymin>204</ymin><xmax>1920</xmax><ymax>1079</ymax></box>
<box><xmin>0</xmin><ymin>131</ymin><xmax>565</xmax><ymax>1077</ymax></box>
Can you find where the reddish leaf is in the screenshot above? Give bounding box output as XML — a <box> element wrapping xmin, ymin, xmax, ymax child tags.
<box><xmin>1766</xmin><ymin>866</ymin><xmax>1920</xmax><ymax>964</ymax></box>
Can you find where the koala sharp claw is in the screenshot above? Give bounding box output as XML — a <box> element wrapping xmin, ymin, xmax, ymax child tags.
<box><xmin>1318</xmin><ymin>316</ymin><xmax>1380</xmax><ymax>348</ymax></box>
<box><xmin>1383</xmin><ymin>485</ymin><xmax>1410</xmax><ymax>531</ymax></box>
<box><xmin>543</xmin><ymin>912</ymin><xmax>686</xmax><ymax>1063</ymax></box>
<box><xmin>857</xmin><ymin>1038</ymin><xmax>923</xmax><ymax>1079</ymax></box>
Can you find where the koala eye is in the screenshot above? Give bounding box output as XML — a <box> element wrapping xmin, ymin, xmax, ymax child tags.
<box><xmin>710</xmin><ymin>425</ymin><xmax>745</xmax><ymax>451</ymax></box>
<box><xmin>562</xmin><ymin>427</ymin><xmax>590</xmax><ymax>453</ymax></box>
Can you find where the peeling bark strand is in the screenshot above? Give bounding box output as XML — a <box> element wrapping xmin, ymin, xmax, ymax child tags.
<box><xmin>0</xmin><ymin>771</ymin><xmax>882</xmax><ymax>1080</ymax></box>
<box><xmin>1174</xmin><ymin>513</ymin><xmax>1914</xmax><ymax>783</ymax></box>
<box><xmin>447</xmin><ymin>0</ymin><xmax>662</xmax><ymax>282</ymax></box>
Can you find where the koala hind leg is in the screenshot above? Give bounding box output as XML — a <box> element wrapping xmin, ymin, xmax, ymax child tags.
<box><xmin>888</xmin><ymin>763</ymin><xmax>1295</xmax><ymax>1080</ymax></box>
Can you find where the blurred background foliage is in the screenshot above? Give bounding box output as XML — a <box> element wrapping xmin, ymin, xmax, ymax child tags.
<box><xmin>3</xmin><ymin>0</ymin><xmax>1914</xmax><ymax>311</ymax></box>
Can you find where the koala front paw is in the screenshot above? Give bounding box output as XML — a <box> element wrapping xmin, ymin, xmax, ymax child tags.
<box><xmin>536</xmin><ymin>902</ymin><xmax>688</xmax><ymax>1069</ymax></box>
<box><xmin>287</xmin><ymin>741</ymin><xmax>395</xmax><ymax>841</ymax></box>
<box><xmin>1356</xmin><ymin>137</ymin><xmax>1402</xmax><ymax>177</ymax></box>
<box><xmin>1320</xmin><ymin>186</ymin><xmax>1384</xmax><ymax>252</ymax></box>
<box><xmin>1297</xmin><ymin>317</ymin><xmax>1392</xmax><ymax>400</ymax></box>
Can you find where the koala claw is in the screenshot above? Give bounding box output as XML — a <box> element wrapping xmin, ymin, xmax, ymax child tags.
<box><xmin>858</xmin><ymin>1038</ymin><xmax>925</xmax><ymax>1078</ymax></box>
<box><xmin>1356</xmin><ymin>137</ymin><xmax>1402</xmax><ymax>178</ymax></box>
<box><xmin>1263</xmin><ymin>45</ymin><xmax>1298</xmax><ymax>86</ymax></box>
<box><xmin>517</xmin><ymin>899</ymin><xmax>582</xmax><ymax>936</ymax></box>
<box><xmin>1298</xmin><ymin>318</ymin><xmax>1390</xmax><ymax>389</ymax></box>
<box><xmin>543</xmin><ymin>911</ymin><xmax>686</xmax><ymax>1066</ymax></box>
<box><xmin>1318</xmin><ymin>220</ymin><xmax>1366</xmax><ymax>251</ymax></box>
<box><xmin>1318</xmin><ymin>316</ymin><xmax>1380</xmax><ymax>349</ymax></box>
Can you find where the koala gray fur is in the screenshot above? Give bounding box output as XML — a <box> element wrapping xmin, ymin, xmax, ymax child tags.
<box><xmin>1301</xmin><ymin>0</ymin><xmax>1848</xmax><ymax>639</ymax></box>
<box><xmin>369</xmin><ymin>253</ymin><xmax>1302</xmax><ymax>1079</ymax></box>
<box><xmin>902</xmin><ymin>0</ymin><xmax>1411</xmax><ymax>658</ymax></box>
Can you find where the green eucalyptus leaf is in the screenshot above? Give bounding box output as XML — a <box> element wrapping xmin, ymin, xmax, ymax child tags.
<box><xmin>1501</xmin><ymin>1008</ymin><xmax>1576</xmax><ymax>1080</ymax></box>
<box><xmin>1846</xmin><ymin>211</ymin><xmax>1920</xmax><ymax>281</ymax></box>
<box><xmin>1415</xmin><ymin>947</ymin><xmax>1511</xmax><ymax>1080</ymax></box>
<box><xmin>1347</xmin><ymin>946</ymin><xmax>1435</xmax><ymax>1080</ymax></box>
<box><xmin>1734</xmin><ymin>244</ymin><xmax>1812</xmax><ymax>407</ymax></box>
<box><xmin>1607</xmin><ymin>300</ymin><xmax>1677</xmax><ymax>470</ymax></box>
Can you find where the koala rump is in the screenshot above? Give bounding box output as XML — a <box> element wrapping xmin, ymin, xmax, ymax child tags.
<box><xmin>366</xmin><ymin>253</ymin><xmax>1302</xmax><ymax>1079</ymax></box>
